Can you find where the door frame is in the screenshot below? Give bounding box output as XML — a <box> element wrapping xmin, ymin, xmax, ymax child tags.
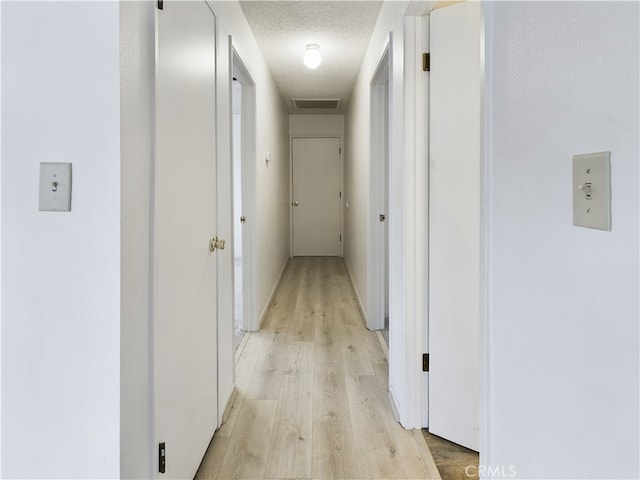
<box><xmin>289</xmin><ymin>135</ymin><xmax>344</xmax><ymax>258</ymax></box>
<box><xmin>230</xmin><ymin>45</ymin><xmax>258</xmax><ymax>332</ymax></box>
<box><xmin>400</xmin><ymin>1</ymin><xmax>488</xmax><ymax>452</ymax></box>
<box><xmin>380</xmin><ymin>6</ymin><xmax>432</xmax><ymax>430</ymax></box>
<box><xmin>368</xmin><ymin>38</ymin><xmax>391</xmax><ymax>331</ymax></box>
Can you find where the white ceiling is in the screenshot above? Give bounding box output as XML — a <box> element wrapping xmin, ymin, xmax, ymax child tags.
<box><xmin>239</xmin><ymin>1</ymin><xmax>383</xmax><ymax>113</ymax></box>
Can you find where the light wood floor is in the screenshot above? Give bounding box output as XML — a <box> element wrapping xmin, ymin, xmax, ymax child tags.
<box><xmin>195</xmin><ymin>257</ymin><xmax>440</xmax><ymax>480</ymax></box>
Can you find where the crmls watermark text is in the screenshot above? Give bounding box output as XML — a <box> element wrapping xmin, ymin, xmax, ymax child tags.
<box><xmin>465</xmin><ymin>464</ymin><xmax>517</xmax><ymax>478</ymax></box>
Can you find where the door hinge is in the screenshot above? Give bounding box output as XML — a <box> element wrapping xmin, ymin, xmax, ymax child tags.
<box><xmin>339</xmin><ymin>191</ymin><xmax>342</xmax><ymax>198</ymax></box>
<box><xmin>340</xmin><ymin>234</ymin><xmax>342</xmax><ymax>242</ymax></box>
<box><xmin>422</xmin><ymin>353</ymin><xmax>429</xmax><ymax>372</ymax></box>
<box><xmin>209</xmin><ymin>236</ymin><xmax>226</xmax><ymax>252</ymax></box>
<box><xmin>159</xmin><ymin>442</ymin><xmax>166</xmax><ymax>473</ymax></box>
<box><xmin>339</xmin><ymin>147</ymin><xmax>342</xmax><ymax>155</ymax></box>
<box><xmin>423</xmin><ymin>53</ymin><xmax>430</xmax><ymax>72</ymax></box>
<box><xmin>158</xmin><ymin>0</ymin><xmax>164</xmax><ymax>10</ymax></box>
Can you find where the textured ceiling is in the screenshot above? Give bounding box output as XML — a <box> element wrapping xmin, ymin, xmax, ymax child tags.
<box><xmin>239</xmin><ymin>1</ymin><xmax>383</xmax><ymax>113</ymax></box>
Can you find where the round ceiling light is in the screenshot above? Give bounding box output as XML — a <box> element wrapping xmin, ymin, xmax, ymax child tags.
<box><xmin>303</xmin><ymin>44</ymin><xmax>321</xmax><ymax>69</ymax></box>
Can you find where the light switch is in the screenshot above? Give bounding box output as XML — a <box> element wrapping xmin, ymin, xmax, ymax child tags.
<box><xmin>39</xmin><ymin>162</ymin><xmax>72</xmax><ymax>211</ymax></box>
<box><xmin>572</xmin><ymin>152</ymin><xmax>610</xmax><ymax>231</ymax></box>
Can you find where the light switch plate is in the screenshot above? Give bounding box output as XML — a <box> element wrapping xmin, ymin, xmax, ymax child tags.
<box><xmin>572</xmin><ymin>152</ymin><xmax>610</xmax><ymax>231</ymax></box>
<box><xmin>39</xmin><ymin>162</ymin><xmax>72</xmax><ymax>211</ymax></box>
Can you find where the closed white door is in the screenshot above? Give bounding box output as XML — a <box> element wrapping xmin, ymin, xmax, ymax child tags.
<box><xmin>154</xmin><ymin>1</ymin><xmax>218</xmax><ymax>478</ymax></box>
<box><xmin>292</xmin><ymin>137</ymin><xmax>342</xmax><ymax>256</ymax></box>
<box><xmin>428</xmin><ymin>1</ymin><xmax>482</xmax><ymax>451</ymax></box>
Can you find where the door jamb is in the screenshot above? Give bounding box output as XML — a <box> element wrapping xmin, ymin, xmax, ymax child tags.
<box><xmin>231</xmin><ymin>46</ymin><xmax>258</xmax><ymax>332</ymax></box>
<box><xmin>368</xmin><ymin>39</ymin><xmax>391</xmax><ymax>332</ymax></box>
<box><xmin>386</xmin><ymin>6</ymin><xmax>431</xmax><ymax>429</ymax></box>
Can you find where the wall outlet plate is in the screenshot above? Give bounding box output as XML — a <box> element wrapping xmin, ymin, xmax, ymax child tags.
<box><xmin>572</xmin><ymin>152</ymin><xmax>610</xmax><ymax>231</ymax></box>
<box><xmin>39</xmin><ymin>162</ymin><xmax>72</xmax><ymax>211</ymax></box>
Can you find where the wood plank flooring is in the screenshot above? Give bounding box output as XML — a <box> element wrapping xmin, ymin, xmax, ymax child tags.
<box><xmin>195</xmin><ymin>257</ymin><xmax>440</xmax><ymax>480</ymax></box>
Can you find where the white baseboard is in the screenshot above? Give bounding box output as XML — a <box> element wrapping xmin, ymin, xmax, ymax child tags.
<box><xmin>258</xmin><ymin>258</ymin><xmax>289</xmax><ymax>329</ymax></box>
<box><xmin>388</xmin><ymin>387</ymin><xmax>401</xmax><ymax>423</ymax></box>
<box><xmin>343</xmin><ymin>258</ymin><xmax>368</xmax><ymax>326</ymax></box>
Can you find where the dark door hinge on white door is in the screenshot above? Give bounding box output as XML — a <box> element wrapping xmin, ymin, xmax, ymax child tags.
<box><xmin>158</xmin><ymin>0</ymin><xmax>164</xmax><ymax>10</ymax></box>
<box><xmin>423</xmin><ymin>53</ymin><xmax>430</xmax><ymax>72</ymax></box>
<box><xmin>422</xmin><ymin>353</ymin><xmax>429</xmax><ymax>372</ymax></box>
<box><xmin>339</xmin><ymin>147</ymin><xmax>342</xmax><ymax>155</ymax></box>
<box><xmin>159</xmin><ymin>442</ymin><xmax>166</xmax><ymax>473</ymax></box>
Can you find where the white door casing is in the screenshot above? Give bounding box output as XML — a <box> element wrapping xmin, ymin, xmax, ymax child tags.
<box><xmin>292</xmin><ymin>137</ymin><xmax>342</xmax><ymax>256</ymax></box>
<box><xmin>154</xmin><ymin>2</ymin><xmax>219</xmax><ymax>477</ymax></box>
<box><xmin>428</xmin><ymin>1</ymin><xmax>482</xmax><ymax>451</ymax></box>
<box><xmin>368</xmin><ymin>40</ymin><xmax>391</xmax><ymax>331</ymax></box>
<box><xmin>231</xmin><ymin>46</ymin><xmax>258</xmax><ymax>332</ymax></box>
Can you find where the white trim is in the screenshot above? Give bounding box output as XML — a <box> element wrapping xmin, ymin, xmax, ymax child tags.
<box><xmin>368</xmin><ymin>36</ymin><xmax>391</xmax><ymax>332</ymax></box>
<box><xmin>344</xmin><ymin>258</ymin><xmax>368</xmax><ymax>324</ymax></box>
<box><xmin>405</xmin><ymin>0</ymin><xmax>435</xmax><ymax>17</ymax></box>
<box><xmin>398</xmin><ymin>13</ymin><xmax>429</xmax><ymax>429</ymax></box>
<box><xmin>257</xmin><ymin>258</ymin><xmax>288</xmax><ymax>329</ymax></box>
<box><xmin>388</xmin><ymin>391</ymin><xmax>401</xmax><ymax>423</ymax></box>
<box><xmin>387</xmin><ymin>8</ymin><xmax>429</xmax><ymax>431</ymax></box>
<box><xmin>479</xmin><ymin>1</ymin><xmax>492</xmax><ymax>468</ymax></box>
<box><xmin>420</xmin><ymin>13</ymin><xmax>430</xmax><ymax>429</ymax></box>
<box><xmin>231</xmin><ymin>45</ymin><xmax>258</xmax><ymax>332</ymax></box>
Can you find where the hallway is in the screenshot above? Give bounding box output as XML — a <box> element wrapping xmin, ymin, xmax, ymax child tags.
<box><xmin>195</xmin><ymin>257</ymin><xmax>439</xmax><ymax>479</ymax></box>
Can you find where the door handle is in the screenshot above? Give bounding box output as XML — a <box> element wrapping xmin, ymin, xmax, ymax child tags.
<box><xmin>293</xmin><ymin>201</ymin><xmax>300</xmax><ymax>207</ymax></box>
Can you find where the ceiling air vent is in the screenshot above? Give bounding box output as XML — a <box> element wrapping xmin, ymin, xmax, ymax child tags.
<box><xmin>292</xmin><ymin>98</ymin><xmax>341</xmax><ymax>110</ymax></box>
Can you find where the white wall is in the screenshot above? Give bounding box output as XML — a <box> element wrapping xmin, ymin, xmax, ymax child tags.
<box><xmin>209</xmin><ymin>3</ymin><xmax>289</xmax><ymax>405</ymax></box>
<box><xmin>289</xmin><ymin>114</ymin><xmax>344</xmax><ymax>136</ymax></box>
<box><xmin>120</xmin><ymin>2</ymin><xmax>155</xmax><ymax>478</ymax></box>
<box><xmin>211</xmin><ymin>2</ymin><xmax>290</xmax><ymax>329</ymax></box>
<box><xmin>344</xmin><ymin>2</ymin><xmax>406</xmax><ymax>320</ymax></box>
<box><xmin>255</xmin><ymin>83</ymin><xmax>291</xmax><ymax>324</ymax></box>
<box><xmin>485</xmin><ymin>2</ymin><xmax>639</xmax><ymax>477</ymax></box>
<box><xmin>344</xmin><ymin>1</ymin><xmax>412</xmax><ymax>424</ymax></box>
<box><xmin>1</xmin><ymin>2</ymin><xmax>121</xmax><ymax>478</ymax></box>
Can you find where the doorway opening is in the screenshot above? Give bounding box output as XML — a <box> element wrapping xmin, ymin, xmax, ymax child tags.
<box><xmin>368</xmin><ymin>41</ymin><xmax>391</xmax><ymax>335</ymax></box>
<box><xmin>231</xmin><ymin>48</ymin><xmax>257</xmax><ymax>352</ymax></box>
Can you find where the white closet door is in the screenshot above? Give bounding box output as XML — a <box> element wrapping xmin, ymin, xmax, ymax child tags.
<box><xmin>428</xmin><ymin>1</ymin><xmax>482</xmax><ymax>451</ymax></box>
<box><xmin>154</xmin><ymin>1</ymin><xmax>218</xmax><ymax>478</ymax></box>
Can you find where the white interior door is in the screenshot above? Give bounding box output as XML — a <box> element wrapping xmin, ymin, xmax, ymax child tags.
<box><xmin>154</xmin><ymin>2</ymin><xmax>218</xmax><ymax>478</ymax></box>
<box><xmin>368</xmin><ymin>45</ymin><xmax>391</xmax><ymax>332</ymax></box>
<box><xmin>292</xmin><ymin>137</ymin><xmax>342</xmax><ymax>256</ymax></box>
<box><xmin>231</xmin><ymin>49</ymin><xmax>257</xmax><ymax>334</ymax></box>
<box><xmin>232</xmin><ymin>77</ymin><xmax>243</xmax><ymax>342</ymax></box>
<box><xmin>428</xmin><ymin>1</ymin><xmax>482</xmax><ymax>451</ymax></box>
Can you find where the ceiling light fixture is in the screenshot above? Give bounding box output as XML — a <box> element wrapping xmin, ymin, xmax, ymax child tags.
<box><xmin>303</xmin><ymin>44</ymin><xmax>321</xmax><ymax>69</ymax></box>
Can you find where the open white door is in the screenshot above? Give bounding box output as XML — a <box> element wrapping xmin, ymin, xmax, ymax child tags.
<box><xmin>428</xmin><ymin>1</ymin><xmax>483</xmax><ymax>451</ymax></box>
<box><xmin>231</xmin><ymin>48</ymin><xmax>257</xmax><ymax>333</ymax></box>
<box><xmin>154</xmin><ymin>1</ymin><xmax>218</xmax><ymax>478</ymax></box>
<box><xmin>368</xmin><ymin>43</ymin><xmax>391</xmax><ymax>332</ymax></box>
